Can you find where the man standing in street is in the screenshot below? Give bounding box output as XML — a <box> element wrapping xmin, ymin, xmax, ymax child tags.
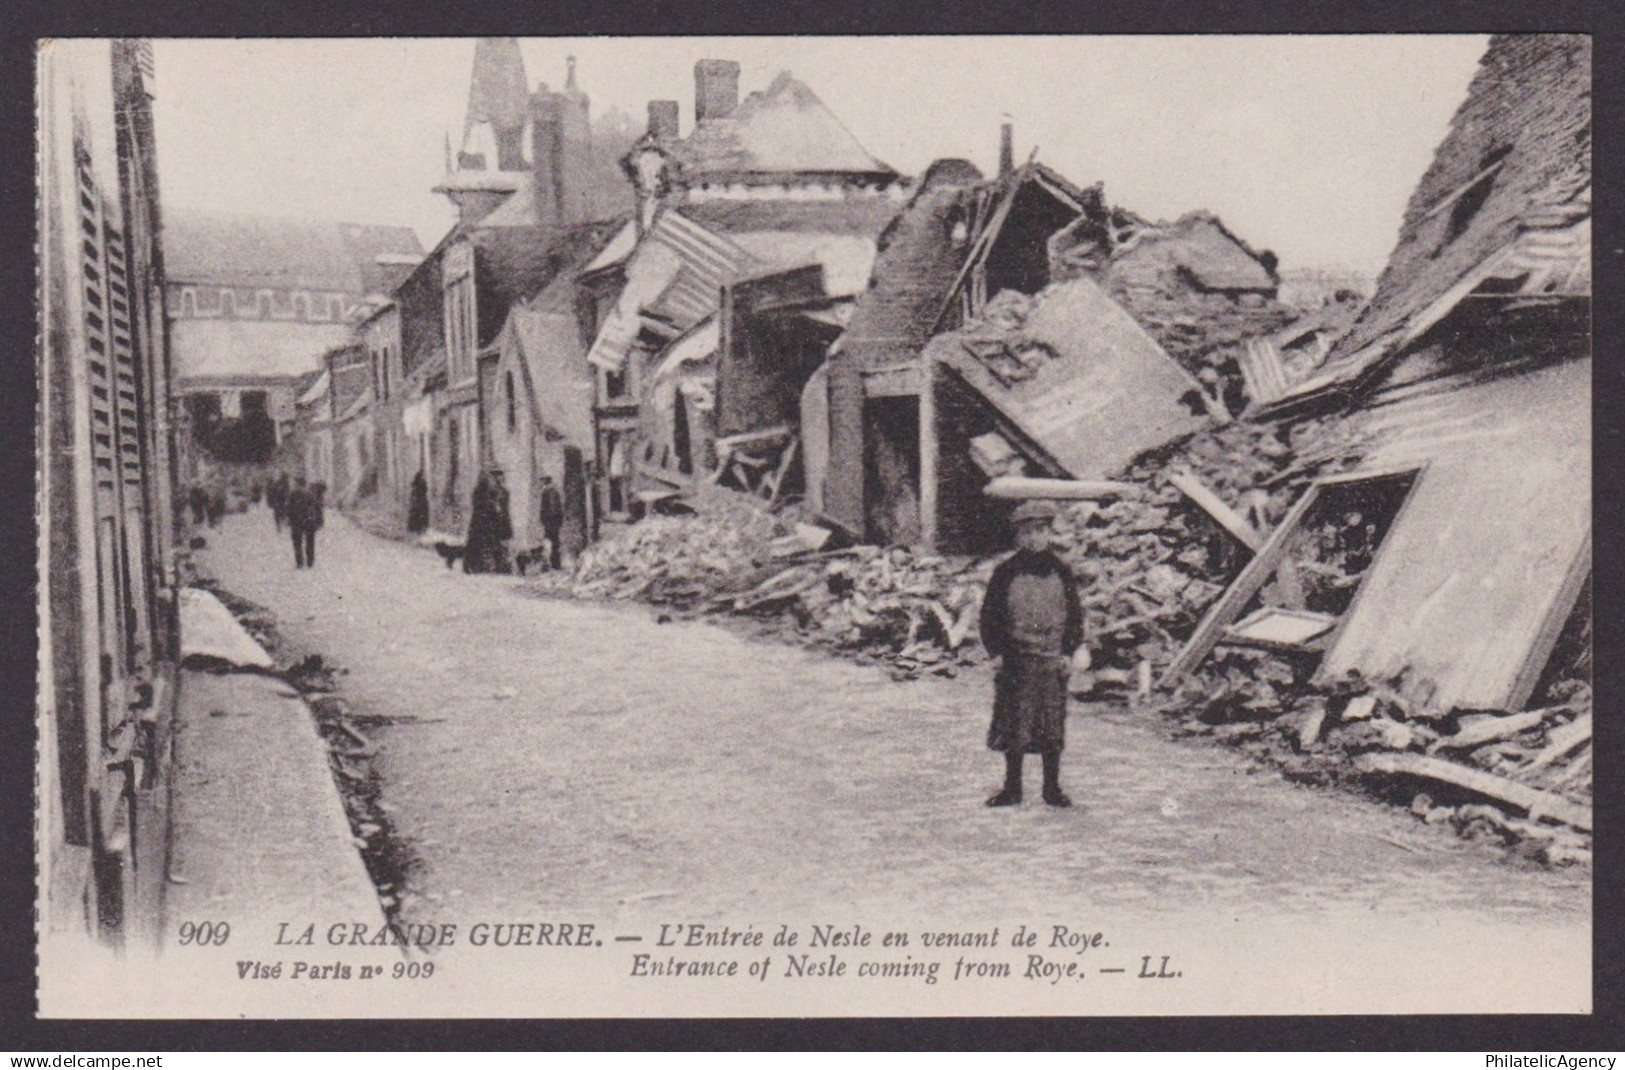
<box><xmin>978</xmin><ymin>500</ymin><xmax>1085</xmax><ymax>808</ymax></box>
<box><xmin>287</xmin><ymin>475</ymin><xmax>322</xmax><ymax>569</ymax></box>
<box><xmin>537</xmin><ymin>473</ymin><xmax>565</xmax><ymax>571</ymax></box>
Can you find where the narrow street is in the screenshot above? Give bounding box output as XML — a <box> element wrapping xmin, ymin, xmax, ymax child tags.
<box><xmin>198</xmin><ymin>506</ymin><xmax>1588</xmax><ymax>929</ymax></box>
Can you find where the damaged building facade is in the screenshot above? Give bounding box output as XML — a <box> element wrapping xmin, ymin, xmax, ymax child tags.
<box><xmin>819</xmin><ymin>131</ymin><xmax>1286</xmax><ymax>554</ymax></box>
<box><xmin>1170</xmin><ymin>33</ymin><xmax>1593</xmax><ymax>718</ymax></box>
<box><xmin>582</xmin><ymin>60</ymin><xmax>905</xmax><ymax>522</ymax></box>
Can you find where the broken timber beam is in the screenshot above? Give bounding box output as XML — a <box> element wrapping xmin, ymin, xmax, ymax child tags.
<box><xmin>715</xmin><ymin>424</ymin><xmax>792</xmax><ymax>451</ymax></box>
<box><xmin>1160</xmin><ymin>479</ymin><xmax>1327</xmax><ymax>686</ymax></box>
<box><xmin>1522</xmin><ymin>713</ymin><xmax>1592</xmax><ymax>772</ymax></box>
<box><xmin>1434</xmin><ymin>708</ymin><xmax>1549</xmax><ymax>751</ymax></box>
<box><xmin>1355</xmin><ymin>752</ymin><xmax>1591</xmax><ymax>832</ymax></box>
<box><xmin>1166</xmin><ymin>470</ymin><xmax>1265</xmax><ymax>552</ymax></box>
<box><xmin>984</xmin><ymin>476</ymin><xmax>1135</xmax><ymax>501</ymax></box>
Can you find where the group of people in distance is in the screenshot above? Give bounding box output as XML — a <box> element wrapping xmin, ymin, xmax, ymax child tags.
<box><xmin>410</xmin><ymin>466</ymin><xmax>566</xmax><ymax>576</ymax></box>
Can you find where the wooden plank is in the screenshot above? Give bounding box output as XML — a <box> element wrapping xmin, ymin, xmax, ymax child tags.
<box><xmin>919</xmin><ymin>365</ymin><xmax>938</xmax><ymax>549</ymax></box>
<box><xmin>763</xmin><ymin>436</ymin><xmax>800</xmax><ymax>505</ymax></box>
<box><xmin>1522</xmin><ymin>713</ymin><xmax>1592</xmax><ymax>772</ymax></box>
<box><xmin>715</xmin><ymin>424</ymin><xmax>791</xmax><ymax>451</ymax></box>
<box><xmin>1167</xmin><ymin>470</ymin><xmax>1265</xmax><ymax>552</ymax></box>
<box><xmin>983</xmin><ymin>476</ymin><xmax>1135</xmax><ymax>500</ymax></box>
<box><xmin>1506</xmin><ymin>530</ymin><xmax>1591</xmax><ymax>713</ymax></box>
<box><xmin>1355</xmin><ymin>752</ymin><xmax>1591</xmax><ymax>832</ymax></box>
<box><xmin>1434</xmin><ymin>709</ymin><xmax>1548</xmax><ymax>751</ymax></box>
<box><xmin>1160</xmin><ymin>481</ymin><xmax>1325</xmax><ymax>686</ymax></box>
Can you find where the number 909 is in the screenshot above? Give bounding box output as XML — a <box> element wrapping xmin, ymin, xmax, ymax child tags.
<box><xmin>177</xmin><ymin>921</ymin><xmax>231</xmax><ymax>946</ymax></box>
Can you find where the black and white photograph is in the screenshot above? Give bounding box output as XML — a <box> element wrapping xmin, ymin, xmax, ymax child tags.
<box><xmin>34</xmin><ymin>32</ymin><xmax>1593</xmax><ymax>1019</ymax></box>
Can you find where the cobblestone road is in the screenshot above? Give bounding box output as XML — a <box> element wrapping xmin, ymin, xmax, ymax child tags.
<box><xmin>198</xmin><ymin>507</ymin><xmax>1588</xmax><ymax>930</ymax></box>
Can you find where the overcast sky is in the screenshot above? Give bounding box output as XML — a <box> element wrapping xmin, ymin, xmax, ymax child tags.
<box><xmin>150</xmin><ymin>36</ymin><xmax>1488</xmax><ymax>275</ymax></box>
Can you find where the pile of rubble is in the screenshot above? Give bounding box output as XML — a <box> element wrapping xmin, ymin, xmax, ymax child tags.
<box><xmin>565</xmin><ymin>496</ymin><xmax>783</xmax><ymax>606</ymax></box>
<box><xmin>1048</xmin><ymin>413</ymin><xmax>1370</xmax><ymax>685</ymax></box>
<box><xmin>1161</xmin><ymin>667</ymin><xmax>1592</xmax><ymax>867</ymax></box>
<box><xmin>554</xmin><ymin>505</ymin><xmax>994</xmax><ymax>680</ymax></box>
<box><xmin>552</xmin><ymin>407</ymin><xmax>1590</xmax><ymax>864</ymax></box>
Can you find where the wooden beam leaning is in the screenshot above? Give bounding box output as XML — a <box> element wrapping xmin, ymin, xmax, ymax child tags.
<box><xmin>1159</xmin><ymin>479</ymin><xmax>1326</xmax><ymax>687</ymax></box>
<box><xmin>1166</xmin><ymin>469</ymin><xmax>1265</xmax><ymax>552</ymax></box>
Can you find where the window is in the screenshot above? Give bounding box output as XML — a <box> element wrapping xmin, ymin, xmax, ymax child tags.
<box><xmin>180</xmin><ymin>289</ymin><xmax>195</xmax><ymax>317</ymax></box>
<box><xmin>220</xmin><ymin>289</ymin><xmax>235</xmax><ymax>316</ymax></box>
<box><xmin>605</xmin><ymin>367</ymin><xmax>628</xmax><ymax>400</ymax></box>
<box><xmin>332</xmin><ymin>296</ymin><xmax>345</xmax><ymax>320</ymax></box>
<box><xmin>294</xmin><ymin>294</ymin><xmax>308</xmax><ymax>320</ymax></box>
<box><xmin>258</xmin><ymin>292</ymin><xmax>272</xmax><ymax>318</ymax></box>
<box><xmin>506</xmin><ymin>371</ymin><xmax>517</xmax><ymax>432</ymax></box>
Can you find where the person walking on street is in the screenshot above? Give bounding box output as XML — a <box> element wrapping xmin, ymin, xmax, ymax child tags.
<box><xmin>287</xmin><ymin>476</ymin><xmax>314</xmax><ymax>569</ymax></box>
<box><xmin>978</xmin><ymin>500</ymin><xmax>1085</xmax><ymax>808</ymax></box>
<box><xmin>266</xmin><ymin>471</ymin><xmax>290</xmax><ymax>532</ymax></box>
<box><xmin>537</xmin><ymin>474</ymin><xmax>565</xmax><ymax>571</ymax></box>
<box><xmin>308</xmin><ymin>482</ymin><xmax>327</xmax><ymax>567</ymax></box>
<box><xmin>406</xmin><ymin>469</ymin><xmax>430</xmax><ymax>535</ymax></box>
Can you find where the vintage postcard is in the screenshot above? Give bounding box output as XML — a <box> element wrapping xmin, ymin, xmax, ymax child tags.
<box><xmin>36</xmin><ymin>34</ymin><xmax>1591</xmax><ymax>1019</ymax></box>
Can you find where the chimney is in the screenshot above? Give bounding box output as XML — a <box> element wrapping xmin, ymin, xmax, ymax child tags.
<box><xmin>647</xmin><ymin>99</ymin><xmax>680</xmax><ymax>141</ymax></box>
<box><xmin>533</xmin><ymin>91</ymin><xmax>565</xmax><ymax>224</ymax></box>
<box><xmin>999</xmin><ymin>114</ymin><xmax>1014</xmax><ymax>179</ymax></box>
<box><xmin>694</xmin><ymin>59</ymin><xmax>740</xmax><ymax>124</ymax></box>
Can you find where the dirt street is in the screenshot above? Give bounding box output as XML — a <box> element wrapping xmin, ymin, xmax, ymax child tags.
<box><xmin>197</xmin><ymin>507</ymin><xmax>1588</xmax><ymax>929</ymax></box>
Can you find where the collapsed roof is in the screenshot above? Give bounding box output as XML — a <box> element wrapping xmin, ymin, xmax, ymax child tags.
<box><xmin>1266</xmin><ymin>34</ymin><xmax>1591</xmax><ymax>412</ymax></box>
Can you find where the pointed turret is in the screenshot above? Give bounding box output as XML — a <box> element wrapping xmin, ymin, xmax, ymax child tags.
<box><xmin>460</xmin><ymin>37</ymin><xmax>530</xmax><ymax>172</ymax></box>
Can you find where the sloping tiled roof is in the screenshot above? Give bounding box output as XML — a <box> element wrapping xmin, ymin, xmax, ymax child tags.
<box><xmin>928</xmin><ymin>278</ymin><xmax>1207</xmax><ymax>480</ymax></box>
<box><xmin>467</xmin><ymin>221</ymin><xmax>624</xmax><ymax>346</ymax></box>
<box><xmin>506</xmin><ymin>307</ymin><xmax>596</xmax><ymax>449</ymax></box>
<box><xmin>1272</xmin><ymin>35</ymin><xmax>1590</xmax><ymax>408</ymax></box>
<box><xmin>676</xmin><ymin>196</ymin><xmax>901</xmax><ymax>237</ymax></box>
<box><xmin>524</xmin><ymin>218</ymin><xmax>634</xmax><ymax>314</ymax></box>
<box><xmin>165</xmin><ymin>209</ymin><xmax>424</xmax><ymax>292</ymax></box>
<box><xmin>171</xmin><ymin>319</ymin><xmax>354</xmax><ymax>382</ymax></box>
<box><xmin>836</xmin><ymin>159</ymin><xmax>986</xmax><ymax>373</ymax></box>
<box><xmin>674</xmin><ymin>71</ymin><xmax>896</xmax><ymax>178</ymax></box>
<box><xmin>1114</xmin><ymin>212</ymin><xmax>1278</xmax><ymax>294</ymax></box>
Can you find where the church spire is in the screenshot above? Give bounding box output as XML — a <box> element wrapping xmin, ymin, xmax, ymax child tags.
<box><xmin>461</xmin><ymin>37</ymin><xmax>530</xmax><ymax>172</ymax></box>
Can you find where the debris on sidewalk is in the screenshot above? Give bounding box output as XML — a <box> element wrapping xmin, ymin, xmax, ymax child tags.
<box><xmin>179</xmin><ymin>586</ymin><xmax>276</xmax><ymax>670</ymax></box>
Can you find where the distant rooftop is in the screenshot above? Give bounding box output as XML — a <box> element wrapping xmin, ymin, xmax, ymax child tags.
<box><xmin>674</xmin><ymin>71</ymin><xmax>896</xmax><ymax>180</ymax></box>
<box><xmin>164</xmin><ymin>209</ymin><xmax>424</xmax><ymax>294</ymax></box>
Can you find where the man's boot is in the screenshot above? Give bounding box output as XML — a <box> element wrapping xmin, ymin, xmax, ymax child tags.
<box><xmin>1041</xmin><ymin>751</ymin><xmax>1072</xmax><ymax>807</ymax></box>
<box><xmin>986</xmin><ymin>752</ymin><xmax>1023</xmax><ymax>807</ymax></box>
